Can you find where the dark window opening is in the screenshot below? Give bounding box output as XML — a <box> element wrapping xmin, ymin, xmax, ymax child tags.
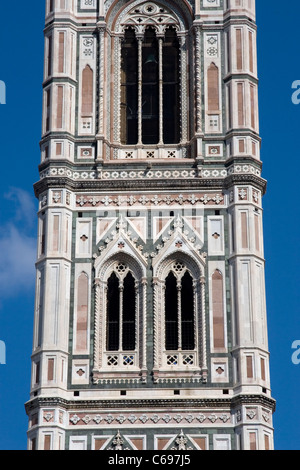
<box><xmin>120</xmin><ymin>26</ymin><xmax>180</xmax><ymax>145</ymax></box>
<box><xmin>106</xmin><ymin>270</ymin><xmax>136</xmax><ymax>352</ymax></box>
<box><xmin>165</xmin><ymin>269</ymin><xmax>195</xmax><ymax>352</ymax></box>
<box><xmin>165</xmin><ymin>272</ymin><xmax>178</xmax><ymax>350</ymax></box>
<box><xmin>142</xmin><ymin>28</ymin><xmax>159</xmax><ymax>144</ymax></box>
<box><xmin>121</xmin><ymin>28</ymin><xmax>138</xmax><ymax>145</ymax></box>
<box><xmin>122</xmin><ymin>272</ymin><xmax>136</xmax><ymax>350</ymax></box>
<box><xmin>181</xmin><ymin>271</ymin><xmax>195</xmax><ymax>350</ymax></box>
<box><xmin>107</xmin><ymin>272</ymin><xmax>120</xmax><ymax>351</ymax></box>
<box><xmin>163</xmin><ymin>28</ymin><xmax>180</xmax><ymax>144</ymax></box>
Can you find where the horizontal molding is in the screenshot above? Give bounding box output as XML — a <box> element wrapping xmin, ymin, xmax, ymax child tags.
<box><xmin>25</xmin><ymin>393</ymin><xmax>275</xmax><ymax>413</ymax></box>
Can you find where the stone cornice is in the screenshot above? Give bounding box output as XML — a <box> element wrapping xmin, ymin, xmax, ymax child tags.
<box><xmin>33</xmin><ymin>176</ymin><xmax>226</xmax><ymax>198</ymax></box>
<box><xmin>222</xmin><ymin>15</ymin><xmax>257</xmax><ymax>29</ymax></box>
<box><xmin>224</xmin><ymin>173</ymin><xmax>267</xmax><ymax>194</ymax></box>
<box><xmin>33</xmin><ymin>172</ymin><xmax>267</xmax><ymax>198</ymax></box>
<box><xmin>25</xmin><ymin>394</ymin><xmax>275</xmax><ymax>413</ymax></box>
<box><xmin>25</xmin><ymin>397</ymin><xmax>232</xmax><ymax>413</ymax></box>
<box><xmin>231</xmin><ymin>394</ymin><xmax>276</xmax><ymax>412</ymax></box>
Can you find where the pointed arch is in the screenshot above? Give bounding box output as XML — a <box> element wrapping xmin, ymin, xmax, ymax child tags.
<box><xmin>212</xmin><ymin>269</ymin><xmax>225</xmax><ymax>349</ymax></box>
<box><xmin>181</xmin><ymin>270</ymin><xmax>195</xmax><ymax>350</ymax></box>
<box><xmin>123</xmin><ymin>271</ymin><xmax>136</xmax><ymax>350</ymax></box>
<box><xmin>105</xmin><ymin>0</ymin><xmax>192</xmax><ymax>155</ymax></box>
<box><xmin>93</xmin><ymin>251</ymin><xmax>147</xmax><ymax>383</ymax></box>
<box><xmin>165</xmin><ymin>271</ymin><xmax>178</xmax><ymax>350</ymax></box>
<box><xmin>106</xmin><ymin>272</ymin><xmax>120</xmax><ymax>351</ymax></box>
<box><xmin>207</xmin><ymin>62</ymin><xmax>219</xmax><ymax>111</ymax></box>
<box><xmin>75</xmin><ymin>271</ymin><xmax>89</xmax><ymax>352</ymax></box>
<box><xmin>153</xmin><ymin>250</ymin><xmax>206</xmax><ymax>381</ymax></box>
<box><xmin>81</xmin><ymin>64</ymin><xmax>93</xmax><ymax>115</ymax></box>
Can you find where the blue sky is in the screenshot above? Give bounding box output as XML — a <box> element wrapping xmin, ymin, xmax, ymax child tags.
<box><xmin>0</xmin><ymin>0</ymin><xmax>299</xmax><ymax>450</ymax></box>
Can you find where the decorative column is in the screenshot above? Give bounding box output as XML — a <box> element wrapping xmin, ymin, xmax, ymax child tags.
<box><xmin>119</xmin><ymin>279</ymin><xmax>124</xmax><ymax>352</ymax></box>
<box><xmin>194</xmin><ymin>26</ymin><xmax>202</xmax><ymax>135</ymax></box>
<box><xmin>158</xmin><ymin>36</ymin><xmax>164</xmax><ymax>145</ymax></box>
<box><xmin>137</xmin><ymin>36</ymin><xmax>143</xmax><ymax>145</ymax></box>
<box><xmin>179</xmin><ymin>33</ymin><xmax>188</xmax><ymax>144</ymax></box>
<box><xmin>141</xmin><ymin>278</ymin><xmax>148</xmax><ymax>382</ymax></box>
<box><xmin>96</xmin><ymin>25</ymin><xmax>106</xmax><ymax>160</ymax></box>
<box><xmin>152</xmin><ymin>279</ymin><xmax>159</xmax><ymax>370</ymax></box>
<box><xmin>93</xmin><ymin>279</ymin><xmax>101</xmax><ymax>371</ymax></box>
<box><xmin>113</xmin><ymin>34</ymin><xmax>122</xmax><ymax>145</ymax></box>
<box><xmin>194</xmin><ymin>25</ymin><xmax>203</xmax><ymax>162</ymax></box>
<box><xmin>177</xmin><ymin>278</ymin><xmax>182</xmax><ymax>350</ymax></box>
<box><xmin>200</xmin><ymin>275</ymin><xmax>207</xmax><ymax>381</ymax></box>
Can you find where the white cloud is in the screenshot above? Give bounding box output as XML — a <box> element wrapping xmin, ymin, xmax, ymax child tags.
<box><xmin>0</xmin><ymin>225</ymin><xmax>36</xmax><ymax>296</ymax></box>
<box><xmin>4</xmin><ymin>187</ymin><xmax>36</xmax><ymax>230</ymax></box>
<box><xmin>0</xmin><ymin>188</ymin><xmax>37</xmax><ymax>300</ymax></box>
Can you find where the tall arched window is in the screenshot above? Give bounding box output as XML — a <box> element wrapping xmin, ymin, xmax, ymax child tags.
<box><xmin>107</xmin><ymin>272</ymin><xmax>120</xmax><ymax>351</ymax></box>
<box><xmin>142</xmin><ymin>27</ymin><xmax>159</xmax><ymax>144</ymax></box>
<box><xmin>181</xmin><ymin>271</ymin><xmax>194</xmax><ymax>350</ymax></box>
<box><xmin>120</xmin><ymin>25</ymin><xmax>180</xmax><ymax>145</ymax></box>
<box><xmin>163</xmin><ymin>27</ymin><xmax>180</xmax><ymax>144</ymax></box>
<box><xmin>164</xmin><ymin>265</ymin><xmax>195</xmax><ymax>352</ymax></box>
<box><xmin>165</xmin><ymin>272</ymin><xmax>178</xmax><ymax>350</ymax></box>
<box><xmin>93</xmin><ymin>254</ymin><xmax>147</xmax><ymax>383</ymax></box>
<box><xmin>122</xmin><ymin>272</ymin><xmax>136</xmax><ymax>350</ymax></box>
<box><xmin>121</xmin><ymin>28</ymin><xmax>138</xmax><ymax>145</ymax></box>
<box><xmin>153</xmin><ymin>251</ymin><xmax>207</xmax><ymax>381</ymax></box>
<box><xmin>106</xmin><ymin>269</ymin><xmax>136</xmax><ymax>352</ymax></box>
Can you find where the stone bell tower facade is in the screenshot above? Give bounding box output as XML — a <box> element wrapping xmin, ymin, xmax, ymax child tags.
<box><xmin>25</xmin><ymin>0</ymin><xmax>275</xmax><ymax>450</ymax></box>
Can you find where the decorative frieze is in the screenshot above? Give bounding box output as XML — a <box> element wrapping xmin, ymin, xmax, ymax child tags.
<box><xmin>118</xmin><ymin>147</ymin><xmax>187</xmax><ymax>160</ymax></box>
<box><xmin>68</xmin><ymin>410</ymin><xmax>232</xmax><ymax>427</ymax></box>
<box><xmin>38</xmin><ymin>163</ymin><xmax>261</xmax><ymax>183</ymax></box>
<box><xmin>75</xmin><ymin>192</ymin><xmax>224</xmax><ymax>207</ymax></box>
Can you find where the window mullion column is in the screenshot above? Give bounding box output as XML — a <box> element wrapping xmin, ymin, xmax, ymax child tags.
<box><xmin>119</xmin><ymin>280</ymin><xmax>123</xmax><ymax>353</ymax></box>
<box><xmin>200</xmin><ymin>275</ymin><xmax>208</xmax><ymax>379</ymax></box>
<box><xmin>179</xmin><ymin>33</ymin><xmax>188</xmax><ymax>144</ymax></box>
<box><xmin>177</xmin><ymin>278</ymin><xmax>182</xmax><ymax>351</ymax></box>
<box><xmin>158</xmin><ymin>36</ymin><xmax>164</xmax><ymax>145</ymax></box>
<box><xmin>137</xmin><ymin>36</ymin><xmax>143</xmax><ymax>145</ymax></box>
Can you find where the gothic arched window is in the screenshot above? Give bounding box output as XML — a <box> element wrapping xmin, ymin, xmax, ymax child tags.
<box><xmin>153</xmin><ymin>251</ymin><xmax>207</xmax><ymax>382</ymax></box>
<box><xmin>106</xmin><ymin>269</ymin><xmax>136</xmax><ymax>352</ymax></box>
<box><xmin>106</xmin><ymin>272</ymin><xmax>120</xmax><ymax>351</ymax></box>
<box><xmin>121</xmin><ymin>28</ymin><xmax>138</xmax><ymax>145</ymax></box>
<box><xmin>120</xmin><ymin>24</ymin><xmax>180</xmax><ymax>145</ymax></box>
<box><xmin>164</xmin><ymin>267</ymin><xmax>195</xmax><ymax>352</ymax></box>
<box><xmin>165</xmin><ymin>272</ymin><xmax>178</xmax><ymax>350</ymax></box>
<box><xmin>181</xmin><ymin>271</ymin><xmax>195</xmax><ymax>350</ymax></box>
<box><xmin>93</xmin><ymin>252</ymin><xmax>148</xmax><ymax>383</ymax></box>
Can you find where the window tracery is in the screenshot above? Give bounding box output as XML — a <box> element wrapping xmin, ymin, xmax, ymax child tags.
<box><xmin>106</xmin><ymin>268</ymin><xmax>137</xmax><ymax>352</ymax></box>
<box><xmin>165</xmin><ymin>266</ymin><xmax>195</xmax><ymax>351</ymax></box>
<box><xmin>108</xmin><ymin>0</ymin><xmax>190</xmax><ymax>157</ymax></box>
<box><xmin>93</xmin><ymin>254</ymin><xmax>147</xmax><ymax>384</ymax></box>
<box><xmin>153</xmin><ymin>252</ymin><xmax>207</xmax><ymax>383</ymax></box>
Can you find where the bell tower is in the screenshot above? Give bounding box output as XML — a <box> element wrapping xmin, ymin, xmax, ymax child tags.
<box><xmin>25</xmin><ymin>0</ymin><xmax>275</xmax><ymax>450</ymax></box>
